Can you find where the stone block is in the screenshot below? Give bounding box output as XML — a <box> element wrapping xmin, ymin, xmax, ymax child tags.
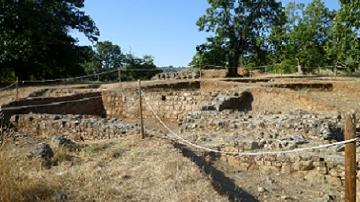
<box><xmin>260</xmin><ymin>165</ymin><xmax>280</xmax><ymax>175</ymax></box>
<box><xmin>293</xmin><ymin>160</ymin><xmax>314</xmax><ymax>171</ymax></box>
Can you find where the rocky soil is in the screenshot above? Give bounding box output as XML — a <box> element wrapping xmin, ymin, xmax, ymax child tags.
<box><xmin>180</xmin><ymin>110</ymin><xmax>358</xmax><ymax>152</ymax></box>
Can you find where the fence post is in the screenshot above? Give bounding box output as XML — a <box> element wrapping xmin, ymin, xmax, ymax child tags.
<box><xmin>344</xmin><ymin>113</ymin><xmax>357</xmax><ymax>202</ymax></box>
<box><xmin>138</xmin><ymin>80</ymin><xmax>145</xmax><ymax>139</ymax></box>
<box><xmin>16</xmin><ymin>77</ymin><xmax>19</xmax><ymax>101</ymax></box>
<box><xmin>335</xmin><ymin>65</ymin><xmax>337</xmax><ymax>77</ymax></box>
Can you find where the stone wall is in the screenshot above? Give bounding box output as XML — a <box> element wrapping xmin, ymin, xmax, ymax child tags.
<box><xmin>1</xmin><ymin>92</ymin><xmax>106</xmax><ymax>123</ymax></box>
<box><xmin>101</xmin><ymin>90</ymin><xmax>206</xmax><ymax>120</ymax></box>
<box><xmin>1</xmin><ymin>86</ymin><xmax>340</xmax><ymax>127</ymax></box>
<box><xmin>8</xmin><ymin>114</ymin><xmax>359</xmax><ymax>184</ymax></box>
<box><xmin>101</xmin><ymin>87</ymin><xmax>338</xmax><ymax>122</ymax></box>
<box><xmin>220</xmin><ymin>153</ymin><xmax>355</xmax><ymax>186</ymax></box>
<box><xmin>3</xmin><ymin>85</ymin><xmax>359</xmax><ymax>185</ymax></box>
<box><xmin>11</xmin><ymin>114</ymin><xmax>136</xmax><ymax>140</ymax></box>
<box><xmin>152</xmin><ymin>71</ymin><xmax>200</xmax><ymax>80</ymax></box>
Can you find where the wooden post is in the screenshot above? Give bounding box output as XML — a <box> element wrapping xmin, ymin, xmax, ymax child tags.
<box><xmin>335</xmin><ymin>65</ymin><xmax>338</xmax><ymax>77</ymax></box>
<box><xmin>16</xmin><ymin>77</ymin><xmax>19</xmax><ymax>101</ymax></box>
<box><xmin>344</xmin><ymin>113</ymin><xmax>357</xmax><ymax>202</ymax></box>
<box><xmin>138</xmin><ymin>80</ymin><xmax>145</xmax><ymax>139</ymax></box>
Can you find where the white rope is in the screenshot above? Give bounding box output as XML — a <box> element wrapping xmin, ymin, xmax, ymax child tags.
<box><xmin>0</xmin><ymin>82</ymin><xmax>17</xmax><ymax>91</ymax></box>
<box><xmin>20</xmin><ymin>68</ymin><xmax>165</xmax><ymax>84</ymax></box>
<box><xmin>7</xmin><ymin>62</ymin><xmax>355</xmax><ymax>84</ymax></box>
<box><xmin>1</xmin><ymin>96</ymin><xmax>102</xmax><ymax>111</ymax></box>
<box><xmin>143</xmin><ymin>91</ymin><xmax>358</xmax><ymax>156</ymax></box>
<box><xmin>21</xmin><ymin>69</ymin><xmax>120</xmax><ymax>83</ymax></box>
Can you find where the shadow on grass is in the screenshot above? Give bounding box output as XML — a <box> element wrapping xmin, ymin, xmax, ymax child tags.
<box><xmin>173</xmin><ymin>143</ymin><xmax>258</xmax><ymax>202</ymax></box>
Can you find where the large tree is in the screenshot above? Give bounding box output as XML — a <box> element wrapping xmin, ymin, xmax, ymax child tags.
<box><xmin>270</xmin><ymin>0</ymin><xmax>333</xmax><ymax>72</ymax></box>
<box><xmin>96</xmin><ymin>41</ymin><xmax>124</xmax><ymax>70</ymax></box>
<box><xmin>326</xmin><ymin>0</ymin><xmax>360</xmax><ymax>72</ymax></box>
<box><xmin>0</xmin><ymin>0</ymin><xmax>99</xmax><ymax>80</ymax></box>
<box><xmin>196</xmin><ymin>0</ymin><xmax>283</xmax><ymax>77</ymax></box>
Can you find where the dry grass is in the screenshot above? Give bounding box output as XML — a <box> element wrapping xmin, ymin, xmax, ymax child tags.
<box><xmin>38</xmin><ymin>135</ymin><xmax>227</xmax><ymax>201</ymax></box>
<box><xmin>0</xmin><ymin>134</ymin><xmax>228</xmax><ymax>201</ymax></box>
<box><xmin>0</xmin><ymin>146</ymin><xmax>57</xmax><ymax>202</ymax></box>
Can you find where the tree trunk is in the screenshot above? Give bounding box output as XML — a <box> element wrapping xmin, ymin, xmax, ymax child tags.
<box><xmin>226</xmin><ymin>51</ymin><xmax>240</xmax><ymax>77</ymax></box>
<box><xmin>14</xmin><ymin>61</ymin><xmax>28</xmax><ymax>81</ymax></box>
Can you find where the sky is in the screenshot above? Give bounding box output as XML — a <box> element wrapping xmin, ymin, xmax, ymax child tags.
<box><xmin>72</xmin><ymin>0</ymin><xmax>340</xmax><ymax>67</ymax></box>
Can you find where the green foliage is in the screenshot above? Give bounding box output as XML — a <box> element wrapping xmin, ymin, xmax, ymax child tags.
<box><xmin>196</xmin><ymin>0</ymin><xmax>283</xmax><ymax>76</ymax></box>
<box><xmin>0</xmin><ymin>0</ymin><xmax>99</xmax><ymax>81</ymax></box>
<box><xmin>80</xmin><ymin>46</ymin><xmax>101</xmax><ymax>75</ymax></box>
<box><xmin>189</xmin><ymin>44</ymin><xmax>227</xmax><ymax>68</ymax></box>
<box><xmin>79</xmin><ymin>41</ymin><xmax>161</xmax><ymax>81</ymax></box>
<box><xmin>285</xmin><ymin>0</ymin><xmax>333</xmax><ymax>73</ymax></box>
<box><xmin>122</xmin><ymin>54</ymin><xmax>162</xmax><ymax>81</ymax></box>
<box><xmin>193</xmin><ymin>0</ymin><xmax>360</xmax><ymax>75</ymax></box>
<box><xmin>96</xmin><ymin>41</ymin><xmax>124</xmax><ymax>70</ymax></box>
<box><xmin>325</xmin><ymin>1</ymin><xmax>360</xmax><ymax>72</ymax></box>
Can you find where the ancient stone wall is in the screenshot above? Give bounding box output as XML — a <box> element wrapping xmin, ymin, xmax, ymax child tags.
<box><xmin>1</xmin><ymin>86</ymin><xmax>340</xmax><ymax>127</ymax></box>
<box><xmin>101</xmin><ymin>90</ymin><xmax>206</xmax><ymax>120</ymax></box>
<box><xmin>101</xmin><ymin>87</ymin><xmax>338</xmax><ymax>122</ymax></box>
<box><xmin>1</xmin><ymin>92</ymin><xmax>106</xmax><ymax>123</ymax></box>
<box><xmin>9</xmin><ymin>114</ymin><xmax>359</xmax><ymax>184</ymax></box>
<box><xmin>152</xmin><ymin>71</ymin><xmax>200</xmax><ymax>80</ymax></box>
<box><xmin>11</xmin><ymin>114</ymin><xmax>136</xmax><ymax>140</ymax></box>
<box><xmin>220</xmin><ymin>153</ymin><xmax>355</xmax><ymax>186</ymax></box>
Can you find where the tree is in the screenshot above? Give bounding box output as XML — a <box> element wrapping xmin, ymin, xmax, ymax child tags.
<box><xmin>0</xmin><ymin>0</ymin><xmax>99</xmax><ymax>80</ymax></box>
<box><xmin>95</xmin><ymin>41</ymin><xmax>124</xmax><ymax>70</ymax></box>
<box><xmin>196</xmin><ymin>0</ymin><xmax>283</xmax><ymax>77</ymax></box>
<box><xmin>79</xmin><ymin>46</ymin><xmax>101</xmax><ymax>75</ymax></box>
<box><xmin>267</xmin><ymin>0</ymin><xmax>333</xmax><ymax>74</ymax></box>
<box><xmin>286</xmin><ymin>0</ymin><xmax>333</xmax><ymax>73</ymax></box>
<box><xmin>189</xmin><ymin>43</ymin><xmax>227</xmax><ymax>68</ymax></box>
<box><xmin>326</xmin><ymin>1</ymin><xmax>360</xmax><ymax>72</ymax></box>
<box><xmin>123</xmin><ymin>54</ymin><xmax>162</xmax><ymax>81</ymax></box>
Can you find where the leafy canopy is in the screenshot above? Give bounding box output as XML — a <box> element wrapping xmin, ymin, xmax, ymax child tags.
<box><xmin>0</xmin><ymin>0</ymin><xmax>99</xmax><ymax>80</ymax></box>
<box><xmin>196</xmin><ymin>0</ymin><xmax>283</xmax><ymax>76</ymax></box>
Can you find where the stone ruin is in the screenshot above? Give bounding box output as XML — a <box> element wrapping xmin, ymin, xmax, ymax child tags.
<box><xmin>1</xmin><ymin>76</ymin><xmax>360</xmax><ymax>200</ymax></box>
<box><xmin>152</xmin><ymin>70</ymin><xmax>200</xmax><ymax>80</ymax></box>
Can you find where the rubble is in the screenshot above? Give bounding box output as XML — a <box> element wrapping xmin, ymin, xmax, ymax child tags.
<box><xmin>152</xmin><ymin>70</ymin><xmax>200</xmax><ymax>80</ymax></box>
<box><xmin>11</xmin><ymin>114</ymin><xmax>137</xmax><ymax>140</ymax></box>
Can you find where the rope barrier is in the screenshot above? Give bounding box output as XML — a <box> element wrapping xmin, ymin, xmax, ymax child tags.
<box><xmin>0</xmin><ymin>95</ymin><xmax>102</xmax><ymax>111</ymax></box>
<box><xmin>19</xmin><ymin>68</ymin><xmax>166</xmax><ymax>84</ymax></box>
<box><xmin>0</xmin><ymin>82</ymin><xmax>17</xmax><ymax>91</ymax></box>
<box><xmin>21</xmin><ymin>69</ymin><xmax>120</xmax><ymax>83</ymax></box>
<box><xmin>4</xmin><ymin>63</ymin><xmax>347</xmax><ymax>86</ymax></box>
<box><xmin>143</xmin><ymin>91</ymin><xmax>358</xmax><ymax>156</ymax></box>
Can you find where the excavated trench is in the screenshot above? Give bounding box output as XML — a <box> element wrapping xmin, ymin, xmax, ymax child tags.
<box><xmin>1</xmin><ymin>79</ymin><xmax>359</xmax><ymax>201</ymax></box>
<box><xmin>0</xmin><ymin>80</ymin><xmax>340</xmax><ymax>126</ymax></box>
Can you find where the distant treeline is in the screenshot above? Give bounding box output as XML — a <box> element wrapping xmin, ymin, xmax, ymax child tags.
<box><xmin>1</xmin><ymin>0</ymin><xmax>359</xmax><ymax>82</ymax></box>
<box><xmin>0</xmin><ymin>0</ymin><xmax>161</xmax><ymax>82</ymax></box>
<box><xmin>190</xmin><ymin>0</ymin><xmax>360</xmax><ymax>76</ymax></box>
